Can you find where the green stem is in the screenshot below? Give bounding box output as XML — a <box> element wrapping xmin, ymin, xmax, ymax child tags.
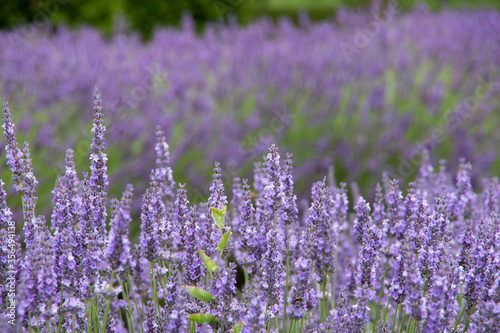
<box><xmin>244</xmin><ymin>266</ymin><xmax>249</xmax><ymax>289</ymax></box>
<box><xmin>57</xmin><ymin>284</ymin><xmax>64</xmax><ymax>331</ymax></box>
<box><xmin>373</xmin><ymin>238</ymin><xmax>392</xmax><ymax>332</ymax></box>
<box><xmin>149</xmin><ymin>262</ymin><xmax>159</xmax><ymax>312</ymax></box>
<box><xmin>118</xmin><ymin>278</ymin><xmax>136</xmax><ymax>333</ymax></box>
<box><xmin>320</xmin><ymin>274</ymin><xmax>327</xmax><ymax>323</ymax></box>
<box><xmin>398</xmin><ymin>311</ymin><xmax>407</xmax><ymax>333</ymax></box>
<box><xmin>391</xmin><ymin>304</ymin><xmax>399</xmax><ymax>333</ymax></box>
<box><xmin>283</xmin><ymin>224</ymin><xmax>291</xmax><ymax>333</ymax></box>
<box><xmin>264</xmin><ymin>297</ymin><xmax>270</xmax><ymax>332</ymax></box>
<box><xmin>102</xmin><ymin>271</ymin><xmax>115</xmax><ymax>332</ymax></box>
<box><xmin>325</xmin><ymin>274</ymin><xmax>330</xmax><ymax>320</ymax></box>
<box><xmin>127</xmin><ymin>272</ymin><xmax>144</xmax><ymax>333</ymax></box>
<box><xmin>93</xmin><ymin>299</ymin><xmax>100</xmax><ymax>333</ymax></box>
<box><xmin>332</xmin><ymin>235</ymin><xmax>339</xmax><ymax>307</ymax></box>
<box><xmin>383</xmin><ymin>294</ymin><xmax>391</xmax><ymax>322</ymax></box>
<box><xmin>216</xmin><ymin>250</ymin><xmax>223</xmax><ymax>271</ymax></box>
<box><xmin>462</xmin><ymin>305</ymin><xmax>475</xmax><ymax>333</ymax></box>
<box><xmin>454</xmin><ymin>301</ymin><xmax>467</xmax><ymax>330</ymax></box>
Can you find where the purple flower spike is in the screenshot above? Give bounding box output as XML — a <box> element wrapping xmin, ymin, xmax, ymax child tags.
<box><xmin>181</xmin><ymin>207</ymin><xmax>204</xmax><ymax>286</ymax></box>
<box><xmin>389</xmin><ymin>251</ymin><xmax>407</xmax><ymax>305</ymax></box>
<box><xmin>22</xmin><ymin>216</ymin><xmax>57</xmax><ymax>330</ymax></box>
<box><xmin>89</xmin><ymin>87</ymin><xmax>108</xmax><ymax>248</ymax></box>
<box><xmin>106</xmin><ymin>184</ymin><xmax>133</xmax><ymax>272</ymax></box>
<box><xmin>0</xmin><ymin>180</ymin><xmax>18</xmax><ymax>314</ymax></box>
<box><xmin>140</xmin><ymin>175</ymin><xmax>161</xmax><ymax>262</ymax></box>
<box><xmin>281</xmin><ymin>153</ymin><xmax>298</xmax><ymax>226</ymax></box>
<box><xmin>265</xmin><ymin>144</ymin><xmax>285</xmax><ymax>214</ymax></box>
<box><xmin>155</xmin><ymin>126</ymin><xmax>175</xmax><ymax>202</ymax></box>
<box><xmin>385</xmin><ymin>179</ymin><xmax>406</xmax><ymax>239</ymax></box>
<box><xmin>372</xmin><ymin>183</ymin><xmax>386</xmax><ymax>228</ymax></box>
<box><xmin>20</xmin><ymin>142</ymin><xmax>39</xmax><ymax>246</ymax></box>
<box><xmin>306</xmin><ymin>179</ymin><xmax>336</xmax><ymax>283</ymax></box>
<box><xmin>237</xmin><ymin>179</ymin><xmax>260</xmax><ymax>274</ymax></box>
<box><xmin>262</xmin><ymin>229</ymin><xmax>284</xmax><ymax>322</ymax></box>
<box><xmin>211</xmin><ymin>262</ymin><xmax>239</xmax><ymax>331</ymax></box>
<box><xmin>354</xmin><ymin>222</ymin><xmax>382</xmax><ymax>297</ymax></box>
<box><xmin>287</xmin><ymin>234</ymin><xmax>317</xmax><ymax>320</ymax></box>
<box><xmin>3</xmin><ymin>102</ymin><xmax>27</xmax><ymax>192</ymax></box>
<box><xmin>353</xmin><ymin>197</ymin><xmax>371</xmax><ymax>244</ymax></box>
<box><xmin>144</xmin><ymin>301</ymin><xmax>158</xmax><ymax>333</ymax></box>
<box><xmin>449</xmin><ymin>159</ymin><xmax>474</xmax><ymax>220</ymax></box>
<box><xmin>205</xmin><ymin>162</ymin><xmax>226</xmax><ymax>255</ymax></box>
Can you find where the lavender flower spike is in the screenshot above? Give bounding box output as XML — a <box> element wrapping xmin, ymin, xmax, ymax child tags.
<box><xmin>281</xmin><ymin>153</ymin><xmax>298</xmax><ymax>225</ymax></box>
<box><xmin>140</xmin><ymin>179</ymin><xmax>160</xmax><ymax>262</ymax></box>
<box><xmin>265</xmin><ymin>144</ymin><xmax>285</xmax><ymax>214</ymax></box>
<box><xmin>287</xmin><ymin>233</ymin><xmax>317</xmax><ymax>320</ymax></box>
<box><xmin>353</xmin><ymin>197</ymin><xmax>371</xmax><ymax>244</ymax></box>
<box><xmin>106</xmin><ymin>184</ymin><xmax>133</xmax><ymax>272</ymax></box>
<box><xmin>155</xmin><ymin>126</ymin><xmax>175</xmax><ymax>202</ymax></box>
<box><xmin>3</xmin><ymin>102</ymin><xmax>24</xmax><ymax>191</ymax></box>
<box><xmin>262</xmin><ymin>229</ymin><xmax>284</xmax><ymax>323</ymax></box>
<box><xmin>89</xmin><ymin>87</ymin><xmax>109</xmax><ymax>245</ymax></box>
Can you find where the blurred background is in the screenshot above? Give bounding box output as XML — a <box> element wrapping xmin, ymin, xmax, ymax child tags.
<box><xmin>1</xmin><ymin>0</ymin><xmax>500</xmax><ymax>39</ymax></box>
<box><xmin>1</xmin><ymin>0</ymin><xmax>500</xmax><ymax>235</ymax></box>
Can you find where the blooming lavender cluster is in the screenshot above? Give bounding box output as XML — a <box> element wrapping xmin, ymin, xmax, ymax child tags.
<box><xmin>1</xmin><ymin>8</ymin><xmax>500</xmax><ymax>210</ymax></box>
<box><xmin>2</xmin><ymin>92</ymin><xmax>500</xmax><ymax>333</ymax></box>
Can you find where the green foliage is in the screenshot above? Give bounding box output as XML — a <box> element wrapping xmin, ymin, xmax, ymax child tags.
<box><xmin>186</xmin><ymin>313</ymin><xmax>218</xmax><ymax>324</ymax></box>
<box><xmin>216</xmin><ymin>230</ymin><xmax>231</xmax><ymax>252</ymax></box>
<box><xmin>198</xmin><ymin>249</ymin><xmax>217</xmax><ymax>272</ymax></box>
<box><xmin>183</xmin><ymin>286</ymin><xmax>216</xmax><ymax>302</ymax></box>
<box><xmin>210</xmin><ymin>206</ymin><xmax>226</xmax><ymax>230</ymax></box>
<box><xmin>2</xmin><ymin>0</ymin><xmax>499</xmax><ymax>40</ymax></box>
<box><xmin>232</xmin><ymin>321</ymin><xmax>244</xmax><ymax>332</ymax></box>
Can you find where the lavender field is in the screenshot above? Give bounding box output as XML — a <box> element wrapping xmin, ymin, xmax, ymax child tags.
<box><xmin>1</xmin><ymin>5</ymin><xmax>500</xmax><ymax>333</ymax></box>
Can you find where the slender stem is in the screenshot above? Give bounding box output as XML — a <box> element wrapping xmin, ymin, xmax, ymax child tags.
<box><xmin>118</xmin><ymin>278</ymin><xmax>136</xmax><ymax>333</ymax></box>
<box><xmin>398</xmin><ymin>311</ymin><xmax>407</xmax><ymax>333</ymax></box>
<box><xmin>373</xmin><ymin>238</ymin><xmax>392</xmax><ymax>332</ymax></box>
<box><xmin>102</xmin><ymin>270</ymin><xmax>115</xmax><ymax>332</ymax></box>
<box><xmin>149</xmin><ymin>262</ymin><xmax>159</xmax><ymax>313</ymax></box>
<box><xmin>391</xmin><ymin>304</ymin><xmax>399</xmax><ymax>333</ymax></box>
<box><xmin>325</xmin><ymin>274</ymin><xmax>330</xmax><ymax>320</ymax></box>
<box><xmin>383</xmin><ymin>294</ymin><xmax>391</xmax><ymax>322</ymax></box>
<box><xmin>57</xmin><ymin>284</ymin><xmax>64</xmax><ymax>331</ymax></box>
<box><xmin>462</xmin><ymin>305</ymin><xmax>475</xmax><ymax>333</ymax></box>
<box><xmin>127</xmin><ymin>272</ymin><xmax>144</xmax><ymax>333</ymax></box>
<box><xmin>283</xmin><ymin>224</ymin><xmax>291</xmax><ymax>333</ymax></box>
<box><xmin>320</xmin><ymin>274</ymin><xmax>327</xmax><ymax>323</ymax></box>
<box><xmin>28</xmin><ymin>311</ymin><xmax>32</xmax><ymax>333</ymax></box>
<box><xmin>455</xmin><ymin>301</ymin><xmax>467</xmax><ymax>329</ymax></box>
<box><xmin>244</xmin><ymin>266</ymin><xmax>249</xmax><ymax>289</ymax></box>
<box><xmin>332</xmin><ymin>235</ymin><xmax>339</xmax><ymax>307</ymax></box>
<box><xmin>216</xmin><ymin>250</ymin><xmax>223</xmax><ymax>271</ymax></box>
<box><xmin>407</xmin><ymin>319</ymin><xmax>414</xmax><ymax>333</ymax></box>
<box><xmin>93</xmin><ymin>299</ymin><xmax>100</xmax><ymax>333</ymax></box>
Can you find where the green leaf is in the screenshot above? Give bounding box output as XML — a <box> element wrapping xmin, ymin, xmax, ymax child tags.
<box><xmin>231</xmin><ymin>322</ymin><xmax>244</xmax><ymax>333</ymax></box>
<box><xmin>216</xmin><ymin>230</ymin><xmax>231</xmax><ymax>252</ymax></box>
<box><xmin>197</xmin><ymin>249</ymin><xmax>216</xmax><ymax>272</ymax></box>
<box><xmin>210</xmin><ymin>205</ymin><xmax>226</xmax><ymax>229</ymax></box>
<box><xmin>186</xmin><ymin>313</ymin><xmax>218</xmax><ymax>324</ymax></box>
<box><xmin>183</xmin><ymin>286</ymin><xmax>216</xmax><ymax>303</ymax></box>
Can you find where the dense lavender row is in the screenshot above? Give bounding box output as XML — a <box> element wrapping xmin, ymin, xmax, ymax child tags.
<box><xmin>1</xmin><ymin>8</ymin><xmax>500</xmax><ymax>206</ymax></box>
<box><xmin>1</xmin><ymin>89</ymin><xmax>500</xmax><ymax>332</ymax></box>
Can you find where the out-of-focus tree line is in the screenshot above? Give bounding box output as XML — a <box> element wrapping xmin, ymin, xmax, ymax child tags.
<box><xmin>1</xmin><ymin>0</ymin><xmax>499</xmax><ymax>39</ymax></box>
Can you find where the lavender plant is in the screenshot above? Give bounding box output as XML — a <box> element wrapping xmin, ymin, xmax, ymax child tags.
<box><xmin>2</xmin><ymin>91</ymin><xmax>500</xmax><ymax>333</ymax></box>
<box><xmin>1</xmin><ymin>8</ymin><xmax>500</xmax><ymax>218</ymax></box>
